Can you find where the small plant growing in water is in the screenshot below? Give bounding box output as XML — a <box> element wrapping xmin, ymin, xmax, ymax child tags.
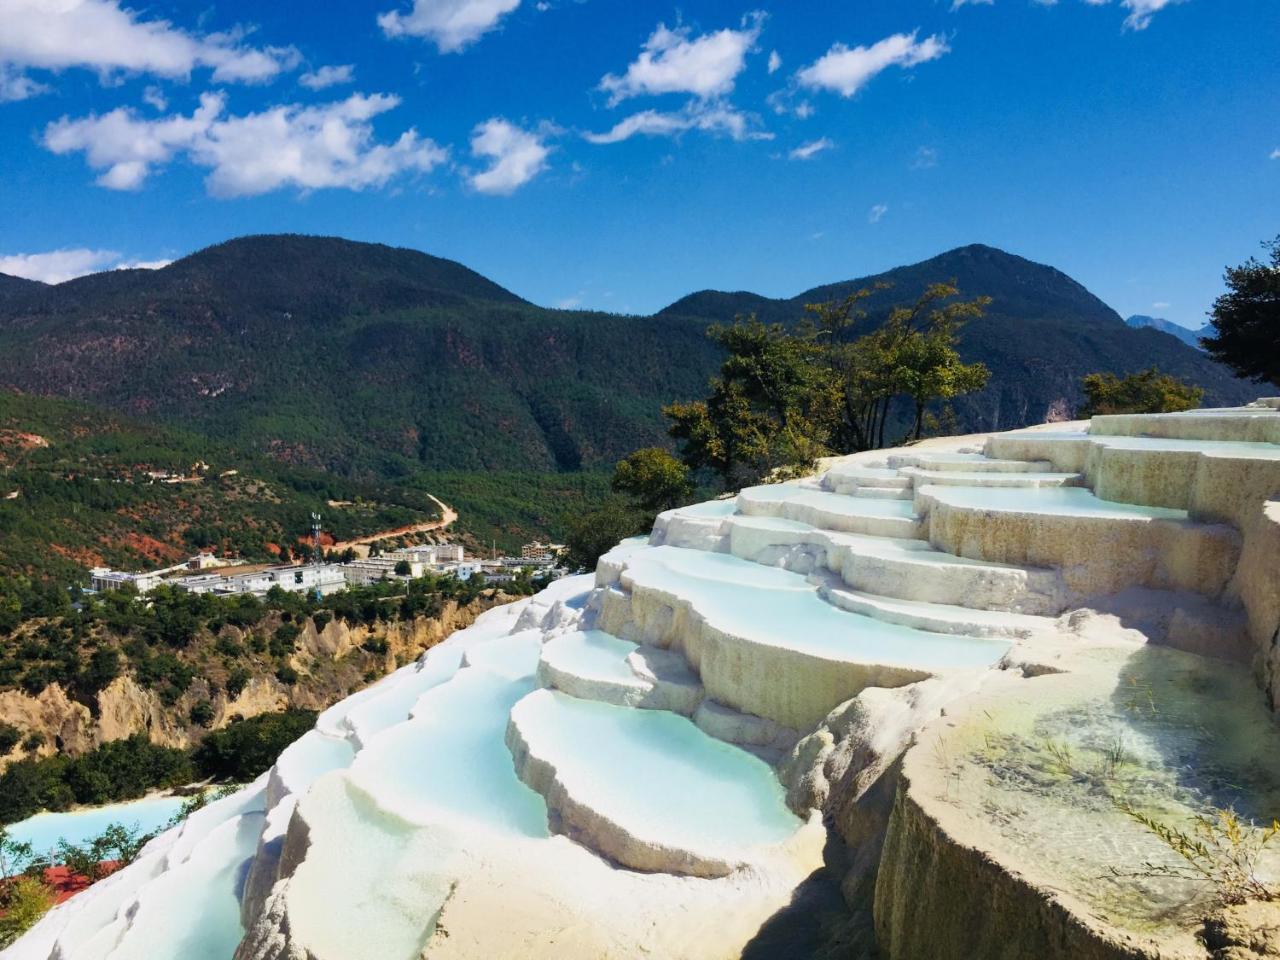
<box><xmin>1113</xmin><ymin>803</ymin><xmax>1280</xmax><ymax>907</ymax></box>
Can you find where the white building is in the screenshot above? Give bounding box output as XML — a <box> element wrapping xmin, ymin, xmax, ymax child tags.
<box><xmin>89</xmin><ymin>567</ymin><xmax>166</xmax><ymax>594</ymax></box>
<box><xmin>342</xmin><ymin>557</ymin><xmax>425</xmax><ymax>586</ymax></box>
<box><xmin>385</xmin><ymin>543</ymin><xmax>464</xmax><ymax>566</ymax></box>
<box><xmin>178</xmin><ymin>563</ymin><xmax>347</xmax><ymax>598</ymax></box>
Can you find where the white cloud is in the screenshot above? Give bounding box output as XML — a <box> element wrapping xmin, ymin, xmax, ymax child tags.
<box><xmin>584</xmin><ymin>101</ymin><xmax>770</xmax><ymax>144</ymax></box>
<box><xmin>0</xmin><ymin>248</ymin><xmax>118</xmax><ymax>284</ymax></box>
<box><xmin>911</xmin><ymin>145</ymin><xmax>938</xmax><ymax>168</ymax></box>
<box><xmin>0</xmin><ymin>0</ymin><xmax>300</xmax><ymax>94</ymax></box>
<box><xmin>44</xmin><ymin>92</ymin><xmax>448</xmax><ymax>197</ymax></box>
<box><xmin>951</xmin><ymin>0</ymin><xmax>994</xmax><ymax>8</ymax></box>
<box><xmin>600</xmin><ymin>12</ymin><xmax>764</xmax><ymax>105</ymax></box>
<box><xmin>142</xmin><ymin>85</ymin><xmax>167</xmax><ymax>111</ymax></box>
<box><xmin>868</xmin><ymin>203</ymin><xmax>889</xmax><ymax>224</ymax></box>
<box><xmin>0</xmin><ymin>63</ymin><xmax>48</xmax><ymax>101</ymax></box>
<box><xmin>788</xmin><ymin>137</ymin><xmax>832</xmax><ymax>160</ymax></box>
<box><xmin>1121</xmin><ymin>0</ymin><xmax>1182</xmax><ymax>29</ymax></box>
<box><xmin>797</xmin><ymin>31</ymin><xmax>949</xmax><ymax>98</ymax></box>
<box><xmin>378</xmin><ymin>0</ymin><xmax>521</xmax><ymax>53</ymax></box>
<box><xmin>468</xmin><ymin>118</ymin><xmax>549</xmax><ymax>195</ymax></box>
<box><xmin>115</xmin><ymin>258</ymin><xmax>172</xmax><ymax>271</ymax></box>
<box><xmin>1152</xmin><ymin>301</ymin><xmax>1171</xmax><ymax>310</ymax></box>
<box><xmin>767</xmin><ymin>50</ymin><xmax>782</xmax><ymax>74</ymax></box>
<box><xmin>0</xmin><ymin>248</ymin><xmax>168</xmax><ymax>284</ymax></box>
<box><xmin>1272</xmin><ymin>148</ymin><xmax>1280</xmax><ymax>160</ymax></box>
<box><xmin>300</xmin><ymin>64</ymin><xmax>355</xmax><ymax>90</ymax></box>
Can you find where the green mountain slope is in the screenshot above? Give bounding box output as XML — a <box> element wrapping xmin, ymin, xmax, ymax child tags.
<box><xmin>0</xmin><ymin>236</ymin><xmax>719</xmax><ymax>475</ymax></box>
<box><xmin>660</xmin><ymin>244</ymin><xmax>1253</xmax><ymax>428</ymax></box>
<box><xmin>0</xmin><ymin>390</ymin><xmax>442</xmax><ymax>584</ymax></box>
<box><xmin>0</xmin><ymin>236</ymin><xmax>1254</xmax><ymax>481</ymax></box>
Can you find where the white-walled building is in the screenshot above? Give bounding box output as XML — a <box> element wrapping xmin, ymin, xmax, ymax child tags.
<box><xmin>342</xmin><ymin>557</ymin><xmax>424</xmax><ymax>586</ymax></box>
<box><xmin>385</xmin><ymin>543</ymin><xmax>464</xmax><ymax>566</ymax></box>
<box><xmin>178</xmin><ymin>563</ymin><xmax>348</xmax><ymax>598</ymax></box>
<box><xmin>89</xmin><ymin>567</ymin><xmax>167</xmax><ymax>594</ymax></box>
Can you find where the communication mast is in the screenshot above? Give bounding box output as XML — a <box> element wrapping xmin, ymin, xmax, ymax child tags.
<box><xmin>311</xmin><ymin>512</ymin><xmax>323</xmax><ymax>565</ymax></box>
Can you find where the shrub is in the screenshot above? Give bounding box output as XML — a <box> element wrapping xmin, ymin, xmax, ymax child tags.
<box><xmin>275</xmin><ymin>665</ymin><xmax>298</xmax><ymax>685</ymax></box>
<box><xmin>0</xmin><ymin>876</ymin><xmax>55</xmax><ymax>948</ymax></box>
<box><xmin>189</xmin><ymin>700</ymin><xmax>215</xmax><ymax>728</ymax></box>
<box><xmin>269</xmin><ymin>623</ymin><xmax>301</xmax><ymax>659</ymax></box>
<box><xmin>192</xmin><ymin>710</ymin><xmax>316</xmax><ymax>782</ymax></box>
<box><xmin>1114</xmin><ymin>803</ymin><xmax>1280</xmax><ymax>907</ymax></box>
<box><xmin>214</xmin><ymin>635</ymin><xmax>243</xmax><ymax>658</ymax></box>
<box><xmin>1079</xmin><ymin>368</ymin><xmax>1204</xmax><ymax>418</ymax></box>
<box><xmin>0</xmin><ymin>723</ymin><xmax>20</xmax><ymax>756</ymax></box>
<box><xmin>225</xmin><ymin>666</ymin><xmax>252</xmax><ymax>699</ymax></box>
<box><xmin>77</xmin><ymin>647</ymin><xmax>120</xmax><ymax>698</ymax></box>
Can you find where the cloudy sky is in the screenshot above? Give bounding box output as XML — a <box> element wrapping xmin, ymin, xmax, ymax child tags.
<box><xmin>0</xmin><ymin>0</ymin><xmax>1276</xmax><ymax>327</ymax></box>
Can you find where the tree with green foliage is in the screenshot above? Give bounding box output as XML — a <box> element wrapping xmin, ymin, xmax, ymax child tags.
<box><xmin>77</xmin><ymin>648</ymin><xmax>120</xmax><ymax>699</ymax></box>
<box><xmin>1202</xmin><ymin>236</ymin><xmax>1280</xmax><ymax>389</ymax></box>
<box><xmin>189</xmin><ymin>700</ymin><xmax>215</xmax><ymax>727</ymax></box>
<box><xmin>192</xmin><ymin>710</ymin><xmax>316</xmax><ymax>782</ymax></box>
<box><xmin>0</xmin><ymin>876</ymin><xmax>54</xmax><ymax>947</ymax></box>
<box><xmin>53</xmin><ymin>822</ymin><xmax>148</xmax><ymax>884</ymax></box>
<box><xmin>563</xmin><ymin>500</ymin><xmax>647</xmax><ymax>571</ymax></box>
<box><xmin>664</xmin><ymin>316</ymin><xmax>838</xmax><ymax>488</ymax></box>
<box><xmin>611</xmin><ymin>448</ymin><xmax>693</xmax><ymax>513</ymax></box>
<box><xmin>1078</xmin><ymin>368</ymin><xmax>1204</xmax><ymax>418</ymax></box>
<box><xmin>665</xmin><ymin>282</ymin><xmax>992</xmax><ymax>487</ymax></box>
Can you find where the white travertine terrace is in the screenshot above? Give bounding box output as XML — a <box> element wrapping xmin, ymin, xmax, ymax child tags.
<box><xmin>7</xmin><ymin>400</ymin><xmax>1280</xmax><ymax>960</ymax></box>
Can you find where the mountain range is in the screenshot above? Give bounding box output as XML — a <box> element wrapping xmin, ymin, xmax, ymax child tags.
<box><xmin>0</xmin><ymin>235</ymin><xmax>1253</xmax><ymax>480</ymax></box>
<box><xmin>1124</xmin><ymin>313</ymin><xmax>1212</xmax><ymax>350</ymax></box>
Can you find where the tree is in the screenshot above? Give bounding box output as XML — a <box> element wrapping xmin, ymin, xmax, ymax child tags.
<box><xmin>1202</xmin><ymin>236</ymin><xmax>1280</xmax><ymax>388</ymax></box>
<box><xmin>664</xmin><ymin>317</ymin><xmax>839</xmax><ymax>488</ymax></box>
<box><xmin>611</xmin><ymin>448</ymin><xmax>693</xmax><ymax>513</ymax></box>
<box><xmin>393</xmin><ymin>560</ymin><xmax>412</xmax><ymax>576</ymax></box>
<box><xmin>665</xmin><ymin>282</ymin><xmax>993</xmax><ymax>487</ymax></box>
<box><xmin>563</xmin><ymin>500</ymin><xmax>647</xmax><ymax>571</ymax></box>
<box><xmin>1079</xmin><ymin>368</ymin><xmax>1204</xmax><ymax>417</ymax></box>
<box><xmin>189</xmin><ymin>699</ymin><xmax>215</xmax><ymax>727</ymax></box>
<box><xmin>193</xmin><ymin>710</ymin><xmax>316</xmax><ymax>781</ymax></box>
<box><xmin>0</xmin><ymin>876</ymin><xmax>54</xmax><ymax>948</ymax></box>
<box><xmin>77</xmin><ymin>648</ymin><xmax>120</xmax><ymax>699</ymax></box>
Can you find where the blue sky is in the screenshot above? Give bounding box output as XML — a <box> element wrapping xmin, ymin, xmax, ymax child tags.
<box><xmin>0</xmin><ymin>0</ymin><xmax>1276</xmax><ymax>328</ymax></box>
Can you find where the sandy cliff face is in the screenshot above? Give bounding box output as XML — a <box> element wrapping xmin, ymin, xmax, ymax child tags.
<box><xmin>0</xmin><ymin>597</ymin><xmax>501</xmax><ymax>767</ymax></box>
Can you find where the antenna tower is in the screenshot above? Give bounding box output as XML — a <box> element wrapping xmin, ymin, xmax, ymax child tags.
<box><xmin>311</xmin><ymin>512</ymin><xmax>323</xmax><ymax>565</ymax></box>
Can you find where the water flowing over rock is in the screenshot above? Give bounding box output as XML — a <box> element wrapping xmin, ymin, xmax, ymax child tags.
<box><xmin>7</xmin><ymin>400</ymin><xmax>1280</xmax><ymax>960</ymax></box>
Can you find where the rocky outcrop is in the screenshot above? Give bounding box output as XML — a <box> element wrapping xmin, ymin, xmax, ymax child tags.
<box><xmin>0</xmin><ymin>597</ymin><xmax>501</xmax><ymax>770</ymax></box>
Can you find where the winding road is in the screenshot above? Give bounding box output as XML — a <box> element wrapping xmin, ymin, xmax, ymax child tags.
<box><xmin>331</xmin><ymin>494</ymin><xmax>458</xmax><ymax>557</ymax></box>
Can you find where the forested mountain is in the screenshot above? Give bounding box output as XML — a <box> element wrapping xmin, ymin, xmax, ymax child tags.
<box><xmin>661</xmin><ymin>244</ymin><xmax>1253</xmax><ymax>430</ymax></box>
<box><xmin>0</xmin><ymin>236</ymin><xmax>718</xmax><ymax>475</ymax></box>
<box><xmin>1124</xmin><ymin>313</ymin><xmax>1211</xmax><ymax>350</ymax></box>
<box><xmin>0</xmin><ymin>236</ymin><xmax>1254</xmax><ymax>480</ymax></box>
<box><xmin>0</xmin><ymin>272</ymin><xmax>45</xmax><ymax>305</ymax></box>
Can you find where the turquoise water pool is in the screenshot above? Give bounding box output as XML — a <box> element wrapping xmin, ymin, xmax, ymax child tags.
<box><xmin>6</xmin><ymin>794</ymin><xmax>189</xmax><ymax>856</ymax></box>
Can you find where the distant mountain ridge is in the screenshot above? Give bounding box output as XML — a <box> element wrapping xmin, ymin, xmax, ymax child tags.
<box><xmin>0</xmin><ymin>236</ymin><xmax>1254</xmax><ymax>476</ymax></box>
<box><xmin>660</xmin><ymin>244</ymin><xmax>1251</xmax><ymax>430</ymax></box>
<box><xmin>1125</xmin><ymin>313</ymin><xmax>1211</xmax><ymax>350</ymax></box>
<box><xmin>661</xmin><ymin>244</ymin><xmax>1121</xmax><ymax>329</ymax></box>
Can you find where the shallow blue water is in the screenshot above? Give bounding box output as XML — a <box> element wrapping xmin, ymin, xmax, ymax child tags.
<box><xmin>625</xmin><ymin>546</ymin><xmax>1009</xmax><ymax>669</ymax></box>
<box><xmin>6</xmin><ymin>794</ymin><xmax>189</xmax><ymax>856</ymax></box>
